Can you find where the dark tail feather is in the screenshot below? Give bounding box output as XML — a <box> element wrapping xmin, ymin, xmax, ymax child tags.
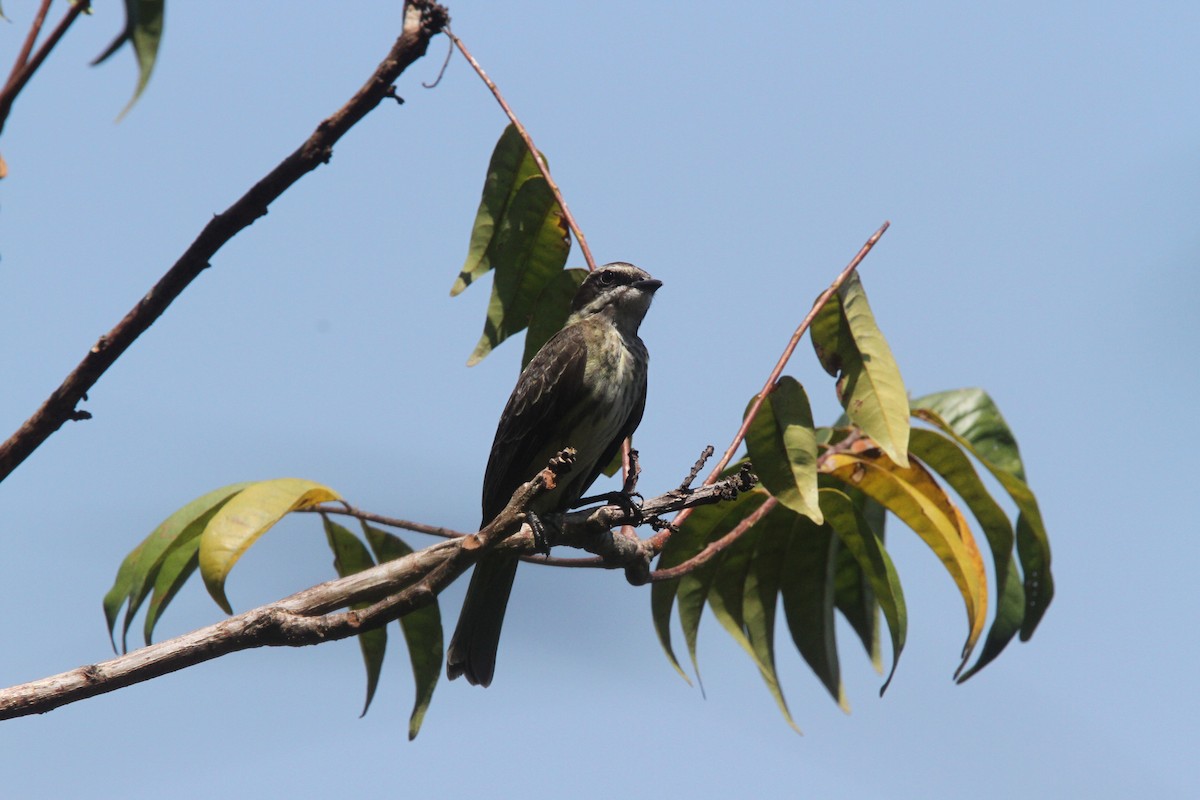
<box><xmin>446</xmin><ymin>554</ymin><xmax>519</xmax><ymax>687</ymax></box>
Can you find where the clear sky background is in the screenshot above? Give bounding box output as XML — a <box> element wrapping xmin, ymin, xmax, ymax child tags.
<box><xmin>1</xmin><ymin>2</ymin><xmax>1197</xmax><ymax>797</ymax></box>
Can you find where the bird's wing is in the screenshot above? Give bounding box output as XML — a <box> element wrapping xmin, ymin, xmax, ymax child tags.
<box><xmin>481</xmin><ymin>323</ymin><xmax>590</xmax><ymax>523</ymax></box>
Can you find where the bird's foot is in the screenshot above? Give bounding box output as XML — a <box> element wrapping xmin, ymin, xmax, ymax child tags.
<box><xmin>575</xmin><ymin>490</ymin><xmax>645</xmax><ymax>525</ymax></box>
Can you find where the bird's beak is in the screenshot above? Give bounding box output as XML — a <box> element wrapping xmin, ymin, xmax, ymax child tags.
<box><xmin>635</xmin><ymin>278</ymin><xmax>663</xmax><ymax>293</ymax></box>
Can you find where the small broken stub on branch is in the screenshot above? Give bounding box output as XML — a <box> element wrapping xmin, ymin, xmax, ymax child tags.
<box><xmin>542</xmin><ymin>448</ymin><xmax>577</xmax><ymax>489</ymax></box>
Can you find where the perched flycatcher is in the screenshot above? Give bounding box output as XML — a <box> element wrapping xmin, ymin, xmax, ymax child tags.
<box><xmin>447</xmin><ymin>262</ymin><xmax>662</xmax><ymax>686</ymax></box>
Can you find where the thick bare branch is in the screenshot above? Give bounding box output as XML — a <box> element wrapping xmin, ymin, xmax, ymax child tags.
<box><xmin>0</xmin><ymin>1</ymin><xmax>450</xmax><ymax>486</ymax></box>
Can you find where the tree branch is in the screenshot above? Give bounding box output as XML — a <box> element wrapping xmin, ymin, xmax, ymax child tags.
<box><xmin>0</xmin><ymin>449</ymin><xmax>756</xmax><ymax>719</ymax></box>
<box><xmin>0</xmin><ymin>0</ymin><xmax>450</xmax><ymax>486</ymax></box>
<box><xmin>0</xmin><ymin>0</ymin><xmax>89</xmax><ymax>141</ymax></box>
<box><xmin>0</xmin><ymin>444</ymin><xmax>571</xmax><ymax>721</ymax></box>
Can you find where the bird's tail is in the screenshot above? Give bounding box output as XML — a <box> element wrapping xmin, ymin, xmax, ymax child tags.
<box><xmin>446</xmin><ymin>553</ymin><xmax>519</xmax><ymax>687</ymax></box>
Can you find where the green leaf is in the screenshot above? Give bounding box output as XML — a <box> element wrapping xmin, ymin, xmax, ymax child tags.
<box><xmin>819</xmin><ymin>487</ymin><xmax>907</xmax><ymax>694</ymax></box>
<box><xmin>522</xmin><ymin>267</ymin><xmax>588</xmax><ymax>367</ymax></box>
<box><xmin>741</xmin><ymin>504</ymin><xmax>800</xmax><ymax>731</ymax></box>
<box><xmin>652</xmin><ymin>490</ymin><xmax>769</xmax><ymax>685</ymax></box>
<box><xmin>322</xmin><ymin>517</ymin><xmax>386</xmax><ymax>717</ymax></box>
<box><xmin>908</xmin><ymin>428</ymin><xmax>1025</xmax><ymax>681</ymax></box>
<box><xmin>912</xmin><ymin>389</ymin><xmax>1054</xmax><ymax>639</ymax></box>
<box><xmin>466</xmin><ymin>177</ymin><xmax>571</xmax><ymax>365</ymax></box>
<box><xmin>92</xmin><ymin>0</ymin><xmax>164</xmax><ymax>120</ymax></box>
<box><xmin>745</xmin><ymin>376</ymin><xmax>823</xmax><ymax>524</ymax></box>
<box><xmin>822</xmin><ymin>449</ymin><xmax>987</xmax><ymax>672</ymax></box>
<box><xmin>363</xmin><ymin>523</ymin><xmax>442</xmax><ymax>740</ymax></box>
<box><xmin>831</xmin><ymin>531</ymin><xmax>878</xmax><ymax>671</ymax></box>
<box><xmin>451</xmin><ymin>125</ymin><xmax>548</xmax><ymax>296</ymax></box>
<box><xmin>142</xmin><ymin>535</ymin><xmax>200</xmax><ymax>645</ymax></box>
<box><xmin>198</xmin><ymin>478</ymin><xmax>341</xmax><ymax>614</ymax></box>
<box><xmin>778</xmin><ymin>509</ymin><xmax>847</xmax><ymax>710</ymax></box>
<box><xmin>810</xmin><ymin>273</ymin><xmax>910</xmax><ymax>466</ymax></box>
<box><xmin>703</xmin><ymin>504</ymin><xmax>800</xmax><ymax>731</ymax></box>
<box><xmin>103</xmin><ymin>482</ymin><xmax>253</xmax><ymax>650</ymax></box>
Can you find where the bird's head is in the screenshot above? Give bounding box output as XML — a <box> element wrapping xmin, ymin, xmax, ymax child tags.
<box><xmin>566</xmin><ymin>262</ymin><xmax>662</xmax><ymax>332</ymax></box>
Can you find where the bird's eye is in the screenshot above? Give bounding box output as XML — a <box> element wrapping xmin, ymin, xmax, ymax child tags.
<box><xmin>597</xmin><ymin>271</ymin><xmax>617</xmax><ymax>286</ymax></box>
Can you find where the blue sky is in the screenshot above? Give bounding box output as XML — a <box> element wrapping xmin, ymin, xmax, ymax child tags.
<box><xmin>1</xmin><ymin>2</ymin><xmax>1197</xmax><ymax>797</ymax></box>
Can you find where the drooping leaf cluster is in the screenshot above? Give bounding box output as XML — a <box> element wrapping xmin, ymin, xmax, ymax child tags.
<box><xmin>104</xmin><ymin>125</ymin><xmax>1054</xmax><ymax>737</ymax></box>
<box><xmin>103</xmin><ymin>478</ymin><xmax>442</xmax><ymax>739</ymax></box>
<box><xmin>450</xmin><ymin>124</ymin><xmax>579</xmax><ymax>367</ymax></box>
<box><xmin>653</xmin><ymin>273</ymin><xmax>1054</xmax><ymax>730</ymax></box>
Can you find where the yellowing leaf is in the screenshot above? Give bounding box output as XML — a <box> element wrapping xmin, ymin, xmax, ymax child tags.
<box><xmin>908</xmin><ymin>428</ymin><xmax>1025</xmax><ymax>681</ymax></box>
<box><xmin>103</xmin><ymin>481</ymin><xmax>253</xmax><ymax>650</ymax></box>
<box><xmin>745</xmin><ymin>377</ymin><xmax>823</xmax><ymax>524</ymax></box>
<box><xmin>821</xmin><ymin>449</ymin><xmax>986</xmax><ymax>670</ymax></box>
<box><xmin>199</xmin><ymin>478</ymin><xmax>341</xmax><ymax>613</ymax></box>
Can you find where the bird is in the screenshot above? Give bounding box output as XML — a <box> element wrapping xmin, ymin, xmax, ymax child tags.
<box><xmin>446</xmin><ymin>262</ymin><xmax>662</xmax><ymax>687</ymax></box>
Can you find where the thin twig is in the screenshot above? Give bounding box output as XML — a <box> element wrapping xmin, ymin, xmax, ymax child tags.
<box><xmin>648</xmin><ymin>220</ymin><xmax>890</xmax><ymax>552</ymax></box>
<box><xmin>302</xmin><ymin>504</ymin><xmax>465</xmax><ymax>540</ymax></box>
<box><xmin>0</xmin><ymin>0</ymin><xmax>91</xmax><ymax>138</ymax></box>
<box><xmin>6</xmin><ymin>0</ymin><xmax>54</xmax><ymax>78</ymax></box>
<box><xmin>649</xmin><ymin>495</ymin><xmax>778</xmax><ymax>582</ymax></box>
<box><xmin>446</xmin><ymin>30</ymin><xmax>596</xmax><ymax>272</ymax></box>
<box><xmin>0</xmin><ymin>1</ymin><xmax>450</xmax><ymax>485</ymax></box>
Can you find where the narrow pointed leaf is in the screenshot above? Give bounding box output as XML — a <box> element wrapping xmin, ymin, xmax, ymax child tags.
<box><xmin>452</xmin><ymin>125</ymin><xmax>548</xmax><ymax>296</ymax></box>
<box><xmin>810</xmin><ymin>274</ymin><xmax>910</xmax><ymax>465</ymax></box>
<box><xmin>653</xmin><ymin>490</ymin><xmax>768</xmax><ymax>684</ymax></box>
<box><xmin>832</xmin><ymin>545</ymin><xmax>878</xmax><ymax>671</ymax></box>
<box><xmin>363</xmin><ymin>523</ymin><xmax>442</xmax><ymax>740</ymax></box>
<box><xmin>103</xmin><ymin>482</ymin><xmax>252</xmax><ymax>649</ymax></box>
<box><xmin>198</xmin><ymin>478</ymin><xmax>341</xmax><ymax>614</ymax></box>
<box><xmin>742</xmin><ymin>505</ymin><xmax>801</xmax><ymax>731</ymax></box>
<box><xmin>913</xmin><ymin>389</ymin><xmax>1054</xmax><ymax>638</ymax></box>
<box><xmin>92</xmin><ymin>0</ymin><xmax>164</xmax><ymax>120</ymax></box>
<box><xmin>908</xmin><ymin>428</ymin><xmax>1025</xmax><ymax>681</ymax></box>
<box><xmin>143</xmin><ymin>536</ymin><xmax>201</xmax><ymax>645</ymax></box>
<box><xmin>818</xmin><ymin>478</ymin><xmax>890</xmax><ymax>672</ymax></box>
<box><xmin>778</xmin><ymin>510</ymin><xmax>847</xmax><ymax>710</ymax></box>
<box><xmin>522</xmin><ymin>267</ymin><xmax>588</xmax><ymax>367</ymax></box>
<box><xmin>822</xmin><ymin>449</ymin><xmax>987</xmax><ymax>670</ymax></box>
<box><xmin>322</xmin><ymin>518</ymin><xmax>386</xmax><ymax>717</ymax></box>
<box><xmin>466</xmin><ymin>177</ymin><xmax>571</xmax><ymax>365</ymax></box>
<box><xmin>819</xmin><ymin>487</ymin><xmax>907</xmax><ymax>693</ymax></box>
<box><xmin>745</xmin><ymin>377</ymin><xmax>823</xmax><ymax>524</ymax></box>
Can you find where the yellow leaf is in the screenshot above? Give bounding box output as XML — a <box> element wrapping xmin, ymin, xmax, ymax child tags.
<box><xmin>821</xmin><ymin>449</ymin><xmax>986</xmax><ymax>668</ymax></box>
<box><xmin>198</xmin><ymin>478</ymin><xmax>341</xmax><ymax>613</ymax></box>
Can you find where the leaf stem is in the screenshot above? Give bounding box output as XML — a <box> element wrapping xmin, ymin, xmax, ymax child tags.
<box><xmin>447</xmin><ymin>30</ymin><xmax>597</xmax><ymax>272</ymax></box>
